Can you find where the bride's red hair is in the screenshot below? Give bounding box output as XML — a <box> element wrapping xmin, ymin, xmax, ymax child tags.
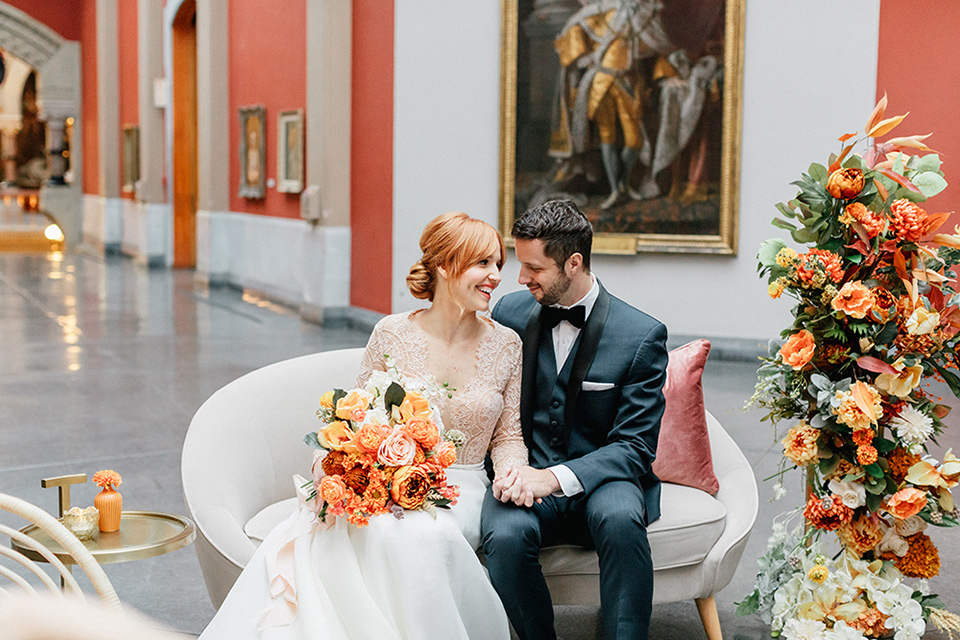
<box><xmin>407</xmin><ymin>212</ymin><xmax>505</xmax><ymax>301</ymax></box>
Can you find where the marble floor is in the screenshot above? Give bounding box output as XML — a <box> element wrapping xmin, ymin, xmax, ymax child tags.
<box><xmin>1</xmin><ymin>250</ymin><xmax>958</xmax><ymax>639</ymax></box>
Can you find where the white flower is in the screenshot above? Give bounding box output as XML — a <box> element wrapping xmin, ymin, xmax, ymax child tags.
<box><xmin>773</xmin><ymin>482</ymin><xmax>788</xmax><ymax>501</ymax></box>
<box><xmin>828</xmin><ymin>479</ymin><xmax>866</xmax><ymax>509</ymax></box>
<box><xmin>361</xmin><ymin>407</ymin><xmax>390</xmax><ymax>427</ymax></box>
<box><xmin>364</xmin><ymin>369</ymin><xmax>393</xmax><ymax>396</ymax></box>
<box><xmin>914</xmin><ymin>579</ymin><xmax>930</xmax><ymax>596</ymax></box>
<box><xmin>824</xmin><ymin>620</ymin><xmax>867</xmax><ymax>640</ymax></box>
<box><xmin>893</xmin><ymin>515</ymin><xmax>927</xmax><ymax>538</ymax></box>
<box><xmin>782</xmin><ymin>618</ymin><xmax>826</xmax><ymax>640</ymax></box>
<box><xmin>890</xmin><ymin>405</ymin><xmax>934</xmax><ymax>446</ymax></box>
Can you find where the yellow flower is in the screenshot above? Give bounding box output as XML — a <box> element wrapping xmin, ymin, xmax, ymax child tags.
<box><xmin>775</xmin><ymin>247</ymin><xmax>797</xmax><ymax>268</ymax></box>
<box><xmin>319</xmin><ymin>390</ymin><xmax>335</xmax><ymax>410</ymax></box>
<box><xmin>808</xmin><ymin>564</ymin><xmax>829</xmax><ymax>583</ymax></box>
<box><xmin>768</xmin><ymin>279</ymin><xmax>785</xmax><ymax>299</ymax></box>
<box><xmin>874</xmin><ymin>358</ymin><xmax>923</xmax><ymax>398</ymax></box>
<box><xmin>905</xmin><ymin>306</ymin><xmax>940</xmax><ymax>336</ymax></box>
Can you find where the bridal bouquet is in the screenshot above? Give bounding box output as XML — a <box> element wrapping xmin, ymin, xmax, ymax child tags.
<box><xmin>740</xmin><ymin>96</ymin><xmax>960</xmax><ymax>639</ymax></box>
<box><xmin>304</xmin><ymin>356</ymin><xmax>462</xmax><ymax>527</ymax></box>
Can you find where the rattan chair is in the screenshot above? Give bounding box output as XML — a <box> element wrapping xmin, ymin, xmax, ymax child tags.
<box><xmin>0</xmin><ymin>492</ymin><xmax>120</xmax><ymax>609</ymax></box>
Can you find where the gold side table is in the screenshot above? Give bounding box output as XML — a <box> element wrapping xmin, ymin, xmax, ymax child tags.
<box><xmin>13</xmin><ymin>510</ymin><xmax>196</xmax><ymax>565</ymax></box>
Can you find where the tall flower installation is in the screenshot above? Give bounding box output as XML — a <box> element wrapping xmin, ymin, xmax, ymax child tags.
<box><xmin>741</xmin><ymin>96</ymin><xmax>960</xmax><ymax>639</ymax></box>
<box><xmin>304</xmin><ymin>356</ymin><xmax>463</xmax><ymax>527</ymax></box>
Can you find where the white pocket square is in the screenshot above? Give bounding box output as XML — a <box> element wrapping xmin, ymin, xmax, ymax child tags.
<box><xmin>582</xmin><ymin>381</ymin><xmax>615</xmax><ymax>391</ymax></box>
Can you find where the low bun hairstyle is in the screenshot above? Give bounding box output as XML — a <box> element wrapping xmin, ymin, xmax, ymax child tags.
<box><xmin>406</xmin><ymin>212</ymin><xmax>505</xmax><ymax>302</ymax></box>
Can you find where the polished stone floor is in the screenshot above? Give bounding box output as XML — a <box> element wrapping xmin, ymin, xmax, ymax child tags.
<box><xmin>1</xmin><ymin>250</ymin><xmax>958</xmax><ymax>639</ymax></box>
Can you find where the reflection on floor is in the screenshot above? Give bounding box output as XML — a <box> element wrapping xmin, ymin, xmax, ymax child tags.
<box><xmin>0</xmin><ymin>251</ymin><xmax>957</xmax><ymax>639</ymax></box>
<box><xmin>0</xmin><ymin>192</ymin><xmax>63</xmax><ymax>252</ymax></box>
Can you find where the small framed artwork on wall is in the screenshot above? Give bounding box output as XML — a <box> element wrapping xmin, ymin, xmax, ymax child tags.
<box><xmin>239</xmin><ymin>105</ymin><xmax>266</xmax><ymax>199</ymax></box>
<box><xmin>277</xmin><ymin>109</ymin><xmax>304</xmax><ymax>194</ymax></box>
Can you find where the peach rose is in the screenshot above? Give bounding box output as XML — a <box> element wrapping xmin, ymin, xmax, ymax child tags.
<box><xmin>831</xmin><ymin>281</ymin><xmax>874</xmax><ymax>319</ymax></box>
<box><xmin>390</xmin><ymin>465</ymin><xmax>431</xmax><ymax>509</ymax></box>
<box><xmin>317</xmin><ymin>421</ymin><xmax>361</xmax><ymax>453</ymax></box>
<box><xmin>432</xmin><ymin>440</ymin><xmax>458</xmax><ymax>468</ymax></box>
<box><xmin>319</xmin><ymin>475</ymin><xmax>347</xmax><ymax>504</ymax></box>
<box><xmin>403</xmin><ymin>418</ymin><xmax>440</xmax><ymax>449</ymax></box>
<box><xmin>356</xmin><ymin>423</ymin><xmax>389</xmax><ymax>453</ymax></box>
<box><xmin>394</xmin><ymin>391</ymin><xmax>432</xmax><ymax>424</ymax></box>
<box><xmin>778</xmin><ymin>330</ymin><xmax>816</xmax><ymax>370</ymax></box>
<box><xmin>336</xmin><ymin>389</ymin><xmax>373</xmax><ymax>422</ymax></box>
<box><xmin>378</xmin><ymin>428</ymin><xmax>417</xmax><ymax>467</ymax></box>
<box><xmin>826</xmin><ymin>168</ymin><xmax>865</xmax><ymax>199</ymax></box>
<box><xmin>885</xmin><ymin>487</ymin><xmax>928</xmax><ymax>520</ymax></box>
<box><xmin>875</xmin><ymin>358</ymin><xmax>923</xmax><ymax>398</ymax></box>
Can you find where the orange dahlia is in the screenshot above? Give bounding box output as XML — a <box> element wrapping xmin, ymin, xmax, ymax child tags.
<box><xmin>782</xmin><ymin>422</ymin><xmax>820</xmax><ymax>466</ymax></box>
<box><xmin>321</xmin><ymin>450</ymin><xmax>348</xmax><ymax>476</ymax></box>
<box><xmin>889</xmin><ymin>199</ymin><xmax>930</xmax><ymax>242</ymax></box>
<box><xmin>804</xmin><ymin>494</ymin><xmax>854</xmax><ymax>531</ymax></box>
<box><xmin>797</xmin><ymin>249</ymin><xmax>845</xmax><ymax>284</ymax></box>
<box><xmin>857</xmin><ymin>445</ymin><xmax>879</xmax><ymax>466</ymax></box>
<box><xmin>844</xmin><ymin>202</ymin><xmax>886</xmax><ymax>238</ymax></box>
<box><xmin>888</xmin><ymin>447</ymin><xmax>922</xmax><ymax>484</ymax></box>
<box><xmin>836</xmin><ymin>513</ymin><xmax>884</xmax><ymax>556</ymax></box>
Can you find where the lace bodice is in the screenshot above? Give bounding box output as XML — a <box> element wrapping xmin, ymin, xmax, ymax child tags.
<box><xmin>356</xmin><ymin>311</ymin><xmax>528</xmax><ymax>476</ymax></box>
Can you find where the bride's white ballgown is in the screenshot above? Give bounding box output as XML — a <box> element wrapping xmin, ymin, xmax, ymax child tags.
<box><xmin>199</xmin><ymin>311</ymin><xmax>527</xmax><ymax>639</ymax></box>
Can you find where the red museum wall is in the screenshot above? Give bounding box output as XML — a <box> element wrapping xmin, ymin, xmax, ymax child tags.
<box><xmin>80</xmin><ymin>0</ymin><xmax>99</xmax><ymax>196</ymax></box>
<box><xmin>350</xmin><ymin>0</ymin><xmax>394</xmax><ymax>314</ymax></box>
<box><xmin>227</xmin><ymin>0</ymin><xmax>306</xmax><ymax>220</ymax></box>
<box><xmin>118</xmin><ymin>0</ymin><xmax>138</xmax><ymax>197</ymax></box>
<box><xmin>877</xmin><ymin>1</ymin><xmax>960</xmax><ymax>232</ymax></box>
<box><xmin>2</xmin><ymin>0</ymin><xmax>81</xmax><ymax>40</ymax></box>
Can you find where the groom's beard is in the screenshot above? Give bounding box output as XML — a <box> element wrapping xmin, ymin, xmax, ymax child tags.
<box><xmin>536</xmin><ymin>272</ymin><xmax>572</xmax><ymax>307</ymax></box>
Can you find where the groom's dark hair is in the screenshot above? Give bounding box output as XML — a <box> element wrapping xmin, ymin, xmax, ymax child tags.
<box><xmin>512</xmin><ymin>199</ymin><xmax>592</xmax><ymax>272</ymax></box>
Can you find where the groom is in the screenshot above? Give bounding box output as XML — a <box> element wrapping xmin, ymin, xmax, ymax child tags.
<box><xmin>482</xmin><ymin>199</ymin><xmax>668</xmax><ymax>640</ymax></box>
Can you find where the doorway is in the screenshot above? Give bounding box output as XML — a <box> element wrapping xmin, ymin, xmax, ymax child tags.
<box><xmin>171</xmin><ymin>0</ymin><xmax>197</xmax><ymax>268</ymax></box>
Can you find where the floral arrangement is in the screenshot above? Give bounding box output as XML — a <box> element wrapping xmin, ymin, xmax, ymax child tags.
<box><xmin>92</xmin><ymin>469</ymin><xmax>122</xmax><ymax>489</ymax></box>
<box><xmin>304</xmin><ymin>356</ymin><xmax>462</xmax><ymax>527</ymax></box>
<box><xmin>741</xmin><ymin>96</ymin><xmax>960</xmax><ymax>639</ymax></box>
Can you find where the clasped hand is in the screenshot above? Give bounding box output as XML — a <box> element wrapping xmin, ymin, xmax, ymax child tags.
<box><xmin>492</xmin><ymin>466</ymin><xmax>560</xmax><ymax>507</ymax></box>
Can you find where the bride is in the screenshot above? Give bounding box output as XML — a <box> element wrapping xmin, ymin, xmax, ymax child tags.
<box><xmin>199</xmin><ymin>212</ymin><xmax>528</xmax><ymax>639</ymax></box>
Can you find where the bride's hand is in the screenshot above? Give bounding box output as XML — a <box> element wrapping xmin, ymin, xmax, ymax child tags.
<box><xmin>493</xmin><ymin>467</ymin><xmax>547</xmax><ymax>507</ymax></box>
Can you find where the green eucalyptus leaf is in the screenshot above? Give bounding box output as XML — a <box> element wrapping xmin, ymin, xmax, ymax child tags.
<box><xmin>913</xmin><ymin>172</ymin><xmax>948</xmax><ymax>198</ymax></box>
<box><xmin>865</xmin><ymin>463</ymin><xmax>884</xmax><ymax>478</ymax></box>
<box><xmin>819</xmin><ymin>455</ymin><xmax>840</xmax><ymax>477</ymax></box>
<box><xmin>866</xmin><ymin>492</ymin><xmax>882</xmax><ymax>512</ymax></box>
<box><xmin>875</xmin><ymin>438</ymin><xmax>897</xmax><ymax>453</ymax></box>
<box><xmin>303</xmin><ymin>431</ymin><xmax>323</xmax><ymax>450</ymax></box>
<box><xmin>332</xmin><ymin>388</ymin><xmax>347</xmax><ymax>409</ymax></box>
<box><xmin>808</xmin><ymin>163</ymin><xmax>828</xmax><ymax>184</ymax></box>
<box><xmin>914</xmin><ymin>154</ymin><xmax>942</xmax><ymax>174</ymax></box>
<box><xmin>776</xmin><ymin>202</ymin><xmax>799</xmax><ymax>218</ymax></box>
<box><xmin>875</xmin><ymin>322</ymin><xmax>899</xmax><ymax>345</ymax></box>
<box><xmin>758</xmin><ymin>238</ymin><xmax>788</xmax><ymax>268</ymax></box>
<box><xmin>772</xmin><ymin>217</ymin><xmax>798</xmax><ymax>231</ymax></box>
<box><xmin>792</xmin><ymin>227</ymin><xmax>818</xmax><ymax>244</ymax></box>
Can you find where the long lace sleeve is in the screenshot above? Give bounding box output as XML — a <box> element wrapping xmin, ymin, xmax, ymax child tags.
<box><xmin>489</xmin><ymin>334</ymin><xmax>528</xmax><ymax>477</ymax></box>
<box><xmin>356</xmin><ymin>319</ymin><xmax>389</xmax><ymax>388</ymax></box>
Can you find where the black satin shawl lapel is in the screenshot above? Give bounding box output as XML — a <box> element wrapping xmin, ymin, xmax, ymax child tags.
<box><xmin>563</xmin><ymin>285</ymin><xmax>610</xmax><ymax>442</ymax></box>
<box><xmin>520</xmin><ymin>304</ymin><xmax>542</xmax><ymax>446</ymax></box>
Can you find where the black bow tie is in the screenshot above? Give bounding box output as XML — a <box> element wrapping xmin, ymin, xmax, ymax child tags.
<box><xmin>542</xmin><ymin>305</ymin><xmax>586</xmax><ymax>329</ymax></box>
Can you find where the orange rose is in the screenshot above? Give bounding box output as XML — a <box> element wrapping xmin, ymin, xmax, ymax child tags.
<box><xmin>378</xmin><ymin>428</ymin><xmax>417</xmax><ymax>466</ymax></box>
<box><xmin>317</xmin><ymin>421</ymin><xmax>361</xmax><ymax>453</ymax></box>
<box><xmin>432</xmin><ymin>440</ymin><xmax>458</xmax><ymax>468</ymax></box>
<box><xmin>403</xmin><ymin>418</ymin><xmax>440</xmax><ymax>449</ymax></box>
<box><xmin>336</xmin><ymin>390</ymin><xmax>373</xmax><ymax>422</ymax></box>
<box><xmin>356</xmin><ymin>423</ymin><xmax>388</xmax><ymax>453</ymax></box>
<box><xmin>319</xmin><ymin>475</ymin><xmax>347</xmax><ymax>504</ymax></box>
<box><xmin>826</xmin><ymin>168</ymin><xmax>865</xmax><ymax>199</ymax></box>
<box><xmin>885</xmin><ymin>487</ymin><xmax>928</xmax><ymax>520</ymax></box>
<box><xmin>844</xmin><ymin>202</ymin><xmax>885</xmax><ymax>238</ymax></box>
<box><xmin>390</xmin><ymin>465</ymin><xmax>431</xmax><ymax>509</ymax></box>
<box><xmin>831</xmin><ymin>281</ymin><xmax>874</xmax><ymax>319</ymax></box>
<box><xmin>778</xmin><ymin>330</ymin><xmax>816</xmax><ymax>370</ymax></box>
<box><xmin>394</xmin><ymin>391</ymin><xmax>432</xmax><ymax>424</ymax></box>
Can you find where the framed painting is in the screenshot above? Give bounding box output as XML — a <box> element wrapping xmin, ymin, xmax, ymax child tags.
<box><xmin>499</xmin><ymin>0</ymin><xmax>744</xmax><ymax>254</ymax></box>
<box><xmin>238</xmin><ymin>105</ymin><xmax>266</xmax><ymax>199</ymax></box>
<box><xmin>276</xmin><ymin>109</ymin><xmax>304</xmax><ymax>193</ymax></box>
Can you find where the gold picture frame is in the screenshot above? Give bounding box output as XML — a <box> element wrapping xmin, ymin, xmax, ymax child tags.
<box><xmin>276</xmin><ymin>109</ymin><xmax>304</xmax><ymax>194</ymax></box>
<box><xmin>238</xmin><ymin>105</ymin><xmax>266</xmax><ymax>199</ymax></box>
<box><xmin>499</xmin><ymin>0</ymin><xmax>744</xmax><ymax>255</ymax></box>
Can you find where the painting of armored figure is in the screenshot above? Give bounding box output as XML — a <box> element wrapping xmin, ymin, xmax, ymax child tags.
<box><xmin>501</xmin><ymin>0</ymin><xmax>743</xmax><ymax>254</ymax></box>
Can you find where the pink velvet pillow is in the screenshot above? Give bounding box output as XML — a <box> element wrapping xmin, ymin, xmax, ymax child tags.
<box><xmin>651</xmin><ymin>339</ymin><xmax>719</xmax><ymax>494</ymax></box>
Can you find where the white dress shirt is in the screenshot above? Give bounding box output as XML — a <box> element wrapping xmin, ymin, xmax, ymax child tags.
<box><xmin>547</xmin><ymin>276</ymin><xmax>599</xmax><ymax>497</ymax></box>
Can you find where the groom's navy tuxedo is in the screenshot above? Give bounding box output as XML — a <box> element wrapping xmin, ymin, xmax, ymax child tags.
<box><xmin>482</xmin><ymin>282</ymin><xmax>668</xmax><ymax>640</ymax></box>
